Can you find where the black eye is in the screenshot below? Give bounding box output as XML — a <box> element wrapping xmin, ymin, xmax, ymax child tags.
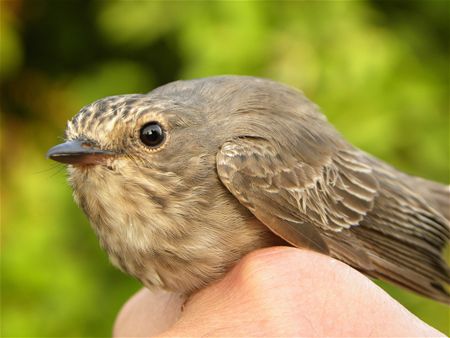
<box><xmin>139</xmin><ymin>122</ymin><xmax>165</xmax><ymax>147</ymax></box>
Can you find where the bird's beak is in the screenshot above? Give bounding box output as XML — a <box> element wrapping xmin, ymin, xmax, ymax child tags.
<box><xmin>46</xmin><ymin>140</ymin><xmax>116</xmax><ymax>165</ymax></box>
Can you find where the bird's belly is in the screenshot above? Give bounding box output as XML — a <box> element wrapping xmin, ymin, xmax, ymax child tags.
<box><xmin>90</xmin><ymin>215</ymin><xmax>229</xmax><ymax>293</ymax></box>
<box><xmin>93</xmin><ymin>213</ymin><xmax>281</xmax><ymax>293</ymax></box>
<box><xmin>102</xmin><ymin>234</ymin><xmax>227</xmax><ymax>293</ymax></box>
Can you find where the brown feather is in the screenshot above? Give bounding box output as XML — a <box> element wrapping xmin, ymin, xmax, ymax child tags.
<box><xmin>217</xmin><ymin>132</ymin><xmax>449</xmax><ymax>304</ymax></box>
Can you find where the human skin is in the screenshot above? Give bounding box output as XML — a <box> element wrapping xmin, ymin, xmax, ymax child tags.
<box><xmin>113</xmin><ymin>247</ymin><xmax>444</xmax><ymax>337</ymax></box>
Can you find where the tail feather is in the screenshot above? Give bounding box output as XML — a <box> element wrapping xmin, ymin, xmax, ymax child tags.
<box><xmin>355</xmin><ymin>225</ymin><xmax>450</xmax><ymax>303</ymax></box>
<box><xmin>334</xmin><ymin>157</ymin><xmax>450</xmax><ymax>304</ymax></box>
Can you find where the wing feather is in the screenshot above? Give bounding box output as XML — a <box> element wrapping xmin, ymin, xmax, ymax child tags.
<box><xmin>217</xmin><ymin>136</ymin><xmax>449</xmax><ymax>303</ymax></box>
<box><xmin>217</xmin><ymin>137</ymin><xmax>377</xmax><ymax>266</ymax></box>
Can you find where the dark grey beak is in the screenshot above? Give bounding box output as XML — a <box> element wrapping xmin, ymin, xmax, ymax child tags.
<box><xmin>46</xmin><ymin>140</ymin><xmax>115</xmax><ymax>165</ymax></box>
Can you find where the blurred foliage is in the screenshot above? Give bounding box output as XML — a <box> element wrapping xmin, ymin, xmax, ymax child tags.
<box><xmin>1</xmin><ymin>0</ymin><xmax>449</xmax><ymax>336</ymax></box>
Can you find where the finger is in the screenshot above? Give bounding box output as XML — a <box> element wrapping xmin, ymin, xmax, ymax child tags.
<box><xmin>113</xmin><ymin>288</ymin><xmax>183</xmax><ymax>337</ymax></box>
<box><xmin>161</xmin><ymin>247</ymin><xmax>444</xmax><ymax>337</ymax></box>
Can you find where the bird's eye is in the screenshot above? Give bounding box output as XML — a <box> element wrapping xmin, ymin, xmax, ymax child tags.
<box><xmin>139</xmin><ymin>122</ymin><xmax>165</xmax><ymax>147</ymax></box>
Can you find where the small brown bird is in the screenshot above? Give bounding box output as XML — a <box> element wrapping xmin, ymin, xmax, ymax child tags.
<box><xmin>47</xmin><ymin>76</ymin><xmax>450</xmax><ymax>303</ymax></box>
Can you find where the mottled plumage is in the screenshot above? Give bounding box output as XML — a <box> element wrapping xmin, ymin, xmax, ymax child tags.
<box><xmin>47</xmin><ymin>76</ymin><xmax>450</xmax><ymax>303</ymax></box>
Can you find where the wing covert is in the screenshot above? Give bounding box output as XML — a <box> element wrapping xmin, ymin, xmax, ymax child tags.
<box><xmin>216</xmin><ymin>137</ymin><xmax>379</xmax><ymax>256</ymax></box>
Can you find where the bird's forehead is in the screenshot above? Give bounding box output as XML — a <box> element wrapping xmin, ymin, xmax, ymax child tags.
<box><xmin>69</xmin><ymin>94</ymin><xmax>148</xmax><ymax>128</ymax></box>
<box><xmin>69</xmin><ymin>95</ymin><xmax>151</xmax><ymax>131</ymax></box>
<box><xmin>64</xmin><ymin>93</ymin><xmax>201</xmax><ymax>143</ymax></box>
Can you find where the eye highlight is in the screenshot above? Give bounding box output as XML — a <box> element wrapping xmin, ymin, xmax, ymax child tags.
<box><xmin>139</xmin><ymin>122</ymin><xmax>165</xmax><ymax>148</ymax></box>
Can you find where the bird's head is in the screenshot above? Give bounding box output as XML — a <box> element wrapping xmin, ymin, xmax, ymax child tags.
<box><xmin>49</xmin><ymin>92</ymin><xmax>215</xmax><ymax>171</ymax></box>
<box><xmin>46</xmin><ymin>88</ymin><xmax>232</xmax><ymax>260</ymax></box>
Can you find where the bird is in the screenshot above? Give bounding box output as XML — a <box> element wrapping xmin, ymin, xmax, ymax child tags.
<box><xmin>47</xmin><ymin>75</ymin><xmax>450</xmax><ymax>303</ymax></box>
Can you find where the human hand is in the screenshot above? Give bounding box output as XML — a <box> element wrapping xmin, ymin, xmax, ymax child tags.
<box><xmin>113</xmin><ymin>247</ymin><xmax>444</xmax><ymax>337</ymax></box>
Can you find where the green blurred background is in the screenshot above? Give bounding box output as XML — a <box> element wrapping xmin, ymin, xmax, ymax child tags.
<box><xmin>1</xmin><ymin>0</ymin><xmax>449</xmax><ymax>336</ymax></box>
